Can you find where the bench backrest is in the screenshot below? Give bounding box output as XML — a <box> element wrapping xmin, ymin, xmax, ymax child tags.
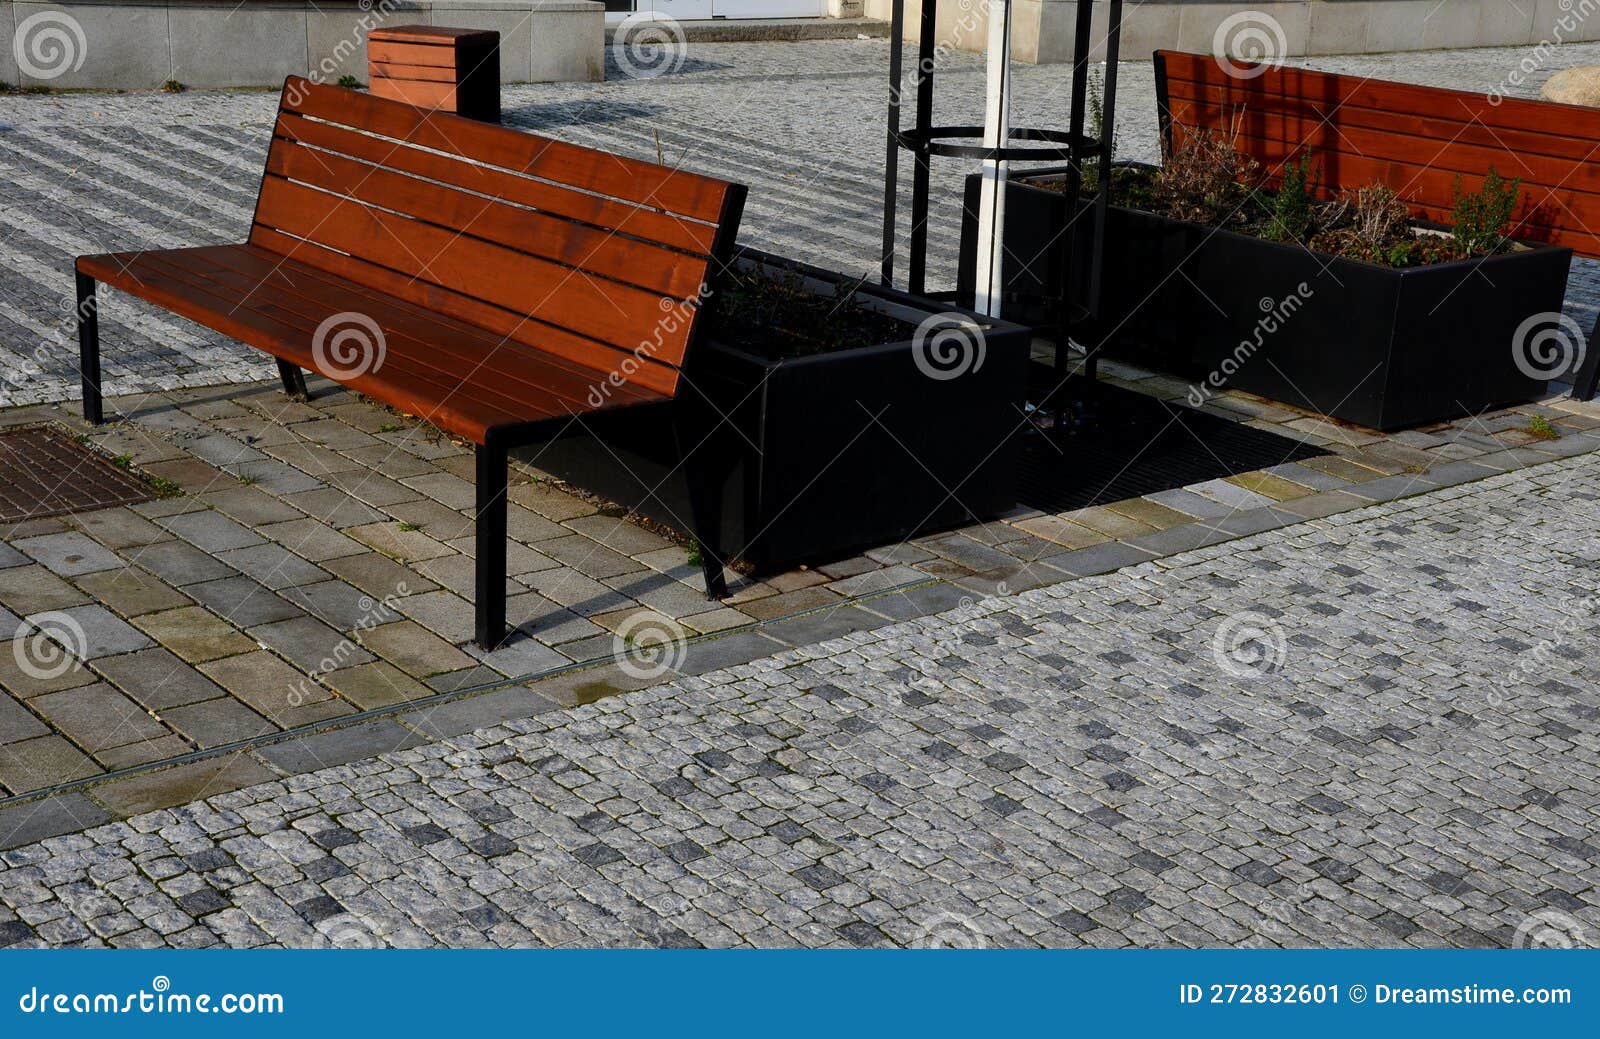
<box><xmin>1155</xmin><ymin>50</ymin><xmax>1600</xmax><ymax>258</ymax></box>
<box><xmin>251</xmin><ymin>76</ymin><xmax>746</xmax><ymax>395</ymax></box>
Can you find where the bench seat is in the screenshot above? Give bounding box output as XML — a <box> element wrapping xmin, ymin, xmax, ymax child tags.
<box><xmin>74</xmin><ymin>76</ymin><xmax>747</xmax><ymax>650</ymax></box>
<box><xmin>77</xmin><ymin>244</ymin><xmax>667</xmax><ymax>446</ymax></box>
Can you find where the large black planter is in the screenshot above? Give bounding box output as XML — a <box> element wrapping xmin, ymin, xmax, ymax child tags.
<box><xmin>958</xmin><ymin>168</ymin><xmax>1573</xmax><ymax>430</ymax></box>
<box><xmin>523</xmin><ymin>249</ymin><xmax>1031</xmax><ymax>573</ymax></box>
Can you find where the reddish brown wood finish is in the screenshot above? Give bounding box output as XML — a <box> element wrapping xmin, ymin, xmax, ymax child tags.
<box><xmin>76</xmin><ymin>75</ymin><xmax>748</xmax><ymax>445</ymax></box>
<box><xmin>368</xmin><ymin>24</ymin><xmax>501</xmax><ymax>122</ymax></box>
<box><xmin>1155</xmin><ymin>50</ymin><xmax>1600</xmax><ymax>258</ymax></box>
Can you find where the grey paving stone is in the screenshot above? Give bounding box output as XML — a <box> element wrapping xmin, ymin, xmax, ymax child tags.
<box><xmin>34</xmin><ymin>604</ymin><xmax>154</xmax><ymax>660</ymax></box>
<box><xmin>13</xmin><ymin>533</ymin><xmax>125</xmax><ymax>577</ymax></box>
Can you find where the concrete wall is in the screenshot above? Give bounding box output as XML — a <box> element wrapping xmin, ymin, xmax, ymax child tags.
<box><xmin>3</xmin><ymin>0</ymin><xmax>603</xmax><ymax>89</ymax></box>
<box><xmin>864</xmin><ymin>0</ymin><xmax>1600</xmax><ymax>64</ymax></box>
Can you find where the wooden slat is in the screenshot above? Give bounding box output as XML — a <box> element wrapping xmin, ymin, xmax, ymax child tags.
<box><xmin>369</xmin><ymin>61</ymin><xmax>461</xmax><ymax>84</ymax></box>
<box><xmin>368</xmin><ymin>77</ymin><xmax>461</xmax><ymax>112</ymax></box>
<box><xmin>368</xmin><ymin>40</ymin><xmax>458</xmax><ymax>69</ymax></box>
<box><xmin>252</xmin><ymin>175</ymin><xmax>695</xmax><ymax>360</ymax></box>
<box><xmin>272</xmin><ymin>110</ymin><xmax>714</xmax><ymax>254</ymax></box>
<box><xmin>264</xmin><ymin>137</ymin><xmax>706</xmax><ymax>298</ymax></box>
<box><xmin>246</xmin><ymin>226</ymin><xmax>682</xmax><ymax>397</ymax></box>
<box><xmin>281</xmin><ymin>75</ymin><xmax>729</xmax><ymax>223</ymax></box>
<box><xmin>141</xmin><ymin>249</ymin><xmax>656</xmax><ymax>417</ymax></box>
<box><xmin>1156</xmin><ymin>50</ymin><xmax>1600</xmax><ymax>257</ymax></box>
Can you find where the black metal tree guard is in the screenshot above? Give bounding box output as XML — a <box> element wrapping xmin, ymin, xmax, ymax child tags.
<box><xmin>879</xmin><ymin>0</ymin><xmax>1125</xmax><ymax>419</ymax></box>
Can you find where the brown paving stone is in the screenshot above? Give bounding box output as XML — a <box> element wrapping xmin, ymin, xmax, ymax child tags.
<box><xmin>274</xmin><ymin>698</ymin><xmax>357</xmax><ymax>728</ymax></box>
<box><xmin>88</xmin><ymin>752</ymin><xmax>278</xmax><ymax>815</ymax></box>
<box><xmin>71</xmin><ymin>507</ymin><xmax>169</xmax><ymax>550</ymax></box>
<box><xmin>94</xmin><ymin>734</ymin><xmax>194</xmax><ymax>771</ymax></box>
<box><xmin>72</xmin><ymin>566</ymin><xmax>191</xmax><ymax>617</ymax></box>
<box><xmin>139</xmin><ymin>457</ymin><xmax>230</xmax><ymax>492</ymax></box>
<box><xmin>680</xmin><ymin>606</ymin><xmax>755</xmax><ymax>634</ymax></box>
<box><xmin>509</xmin><ymin>480</ymin><xmax>598</xmax><ymax>521</ymax></box>
<box><xmin>358</xmin><ymin>620</ymin><xmax>477</xmax><ymax>678</ymax></box>
<box><xmin>322</xmin><ymin>661</ymin><xmax>434</xmax><ymax>710</ymax></box>
<box><xmin>1298</xmin><ymin>455</ymin><xmax>1389</xmax><ymax>483</ymax></box>
<box><xmin>346</xmin><ymin>521</ymin><xmax>453</xmax><ymax>562</ymax></box>
<box><xmin>0</xmin><ymin>735</ymin><xmax>101</xmax><ymax>793</ymax></box>
<box><xmin>93</xmin><ymin>647</ymin><xmax>230</xmax><ymax>711</ymax></box>
<box><xmin>324</xmin><ymin>551</ymin><xmax>440</xmax><ymax>599</ymax></box>
<box><xmin>386</xmin><ymin>498</ymin><xmax>475</xmax><ymax>541</ymax></box>
<box><xmin>1062</xmin><ymin>506</ymin><xmax>1159</xmax><ymax>539</ymax></box>
<box><xmin>200</xmin><ymin>651</ymin><xmax>338</xmax><ymax>723</ymax></box>
<box><xmin>1224</xmin><ymin>471</ymin><xmax>1316</xmax><ymax>502</ymax></box>
<box><xmin>737</xmin><ymin>585</ymin><xmax>844</xmax><ymax>621</ymax></box>
<box><xmin>1102</xmin><ymin>497</ymin><xmax>1196</xmax><ymax>530</ymax></box>
<box><xmin>1014</xmin><ymin>515</ymin><xmax>1111</xmax><ymax>550</ymax></box>
<box><xmin>197</xmin><ymin>485</ymin><xmax>306</xmax><ymax>526</ymax></box>
<box><xmin>0</xmin><ymin>565</ymin><xmax>90</xmax><ymax>615</ymax></box>
<box><xmin>30</xmin><ymin>683</ymin><xmax>170</xmax><ymax>752</ymax></box>
<box><xmin>765</xmin><ymin>568</ymin><xmax>832</xmax><ymax>593</ymax></box>
<box><xmin>161</xmin><ymin>697</ymin><xmax>275</xmax><ymax>747</ymax></box>
<box><xmin>0</xmin><ymin>695</ymin><xmax>48</xmax><ymax>743</ymax></box>
<box><xmin>132</xmin><ymin>606</ymin><xmax>256</xmax><ymax>663</ymax></box>
<box><xmin>0</xmin><ymin>653</ymin><xmax>96</xmax><ymax>699</ymax></box>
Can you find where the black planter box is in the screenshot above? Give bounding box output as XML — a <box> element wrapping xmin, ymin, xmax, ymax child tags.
<box><xmin>522</xmin><ymin>249</ymin><xmax>1032</xmax><ymax>573</ymax></box>
<box><xmin>958</xmin><ymin>168</ymin><xmax>1573</xmax><ymax>430</ymax></box>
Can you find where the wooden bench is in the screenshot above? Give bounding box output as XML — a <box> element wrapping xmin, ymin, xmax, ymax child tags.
<box><xmin>1155</xmin><ymin>49</ymin><xmax>1600</xmax><ymax>400</ymax></box>
<box><xmin>369</xmin><ymin>25</ymin><xmax>500</xmax><ymax>123</ymax></box>
<box><xmin>75</xmin><ymin>76</ymin><xmax>747</xmax><ymax>649</ymax></box>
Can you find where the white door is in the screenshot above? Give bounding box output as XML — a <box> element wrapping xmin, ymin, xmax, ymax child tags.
<box><xmin>635</xmin><ymin>1</ymin><xmax>714</xmax><ymax>19</ymax></box>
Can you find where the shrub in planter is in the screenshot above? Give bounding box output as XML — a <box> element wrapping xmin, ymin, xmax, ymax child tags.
<box><xmin>958</xmin><ymin>145</ymin><xmax>1573</xmax><ymax>431</ymax></box>
<box><xmin>525</xmin><ymin>249</ymin><xmax>1031</xmax><ymax>573</ymax></box>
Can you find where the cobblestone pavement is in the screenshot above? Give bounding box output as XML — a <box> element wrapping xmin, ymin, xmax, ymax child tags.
<box><xmin>2</xmin><ymin>39</ymin><xmax>1599</xmax><ymax>404</ymax></box>
<box><xmin>0</xmin><ymin>454</ymin><xmax>1594</xmax><ymax>949</ymax></box>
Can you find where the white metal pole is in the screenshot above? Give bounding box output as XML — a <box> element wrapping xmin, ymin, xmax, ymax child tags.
<box><xmin>973</xmin><ymin>0</ymin><xmax>1013</xmax><ymax>319</ymax></box>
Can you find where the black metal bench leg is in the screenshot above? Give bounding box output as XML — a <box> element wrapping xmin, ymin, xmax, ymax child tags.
<box><xmin>76</xmin><ymin>272</ymin><xmax>103</xmax><ymax>425</ymax></box>
<box><xmin>474</xmin><ymin>441</ymin><xmax>509</xmax><ymax>651</ymax></box>
<box><xmin>673</xmin><ymin>411</ymin><xmax>730</xmax><ymax>601</ymax></box>
<box><xmin>276</xmin><ymin>359</ymin><xmax>309</xmax><ymax>400</ymax></box>
<box><xmin>1570</xmin><ymin>312</ymin><xmax>1600</xmax><ymax>402</ymax></box>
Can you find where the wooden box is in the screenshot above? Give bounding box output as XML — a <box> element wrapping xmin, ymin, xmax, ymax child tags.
<box><xmin>368</xmin><ymin>25</ymin><xmax>500</xmax><ymax>123</ymax></box>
